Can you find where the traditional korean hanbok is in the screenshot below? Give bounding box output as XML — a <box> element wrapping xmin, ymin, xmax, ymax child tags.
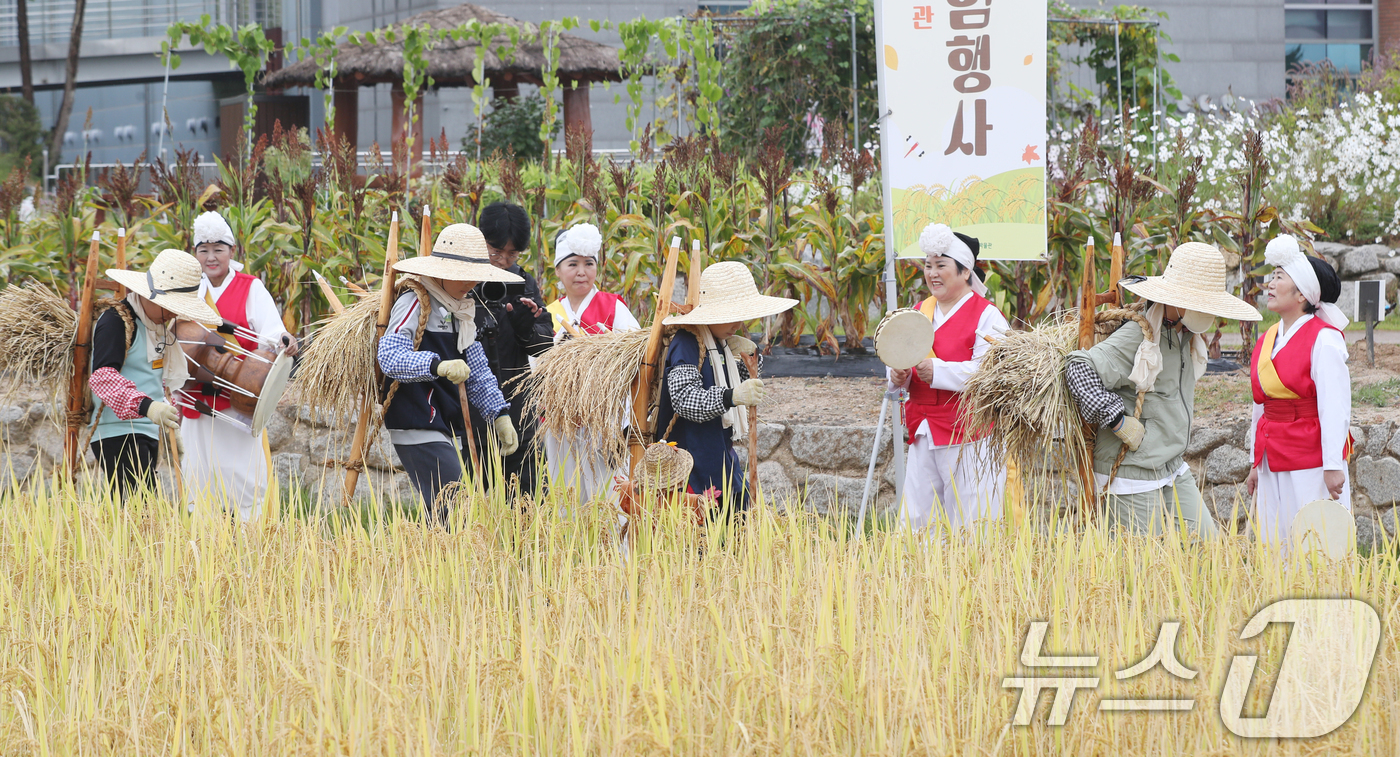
<box><xmin>1250</xmin><ymin>236</ymin><xmax>1354</xmax><ymax>545</ymax></box>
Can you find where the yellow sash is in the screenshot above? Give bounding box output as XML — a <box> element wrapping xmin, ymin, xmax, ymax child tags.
<box><xmin>1256</xmin><ymin>324</ymin><xmax>1300</xmax><ymax>400</ymax></box>
<box><xmin>917</xmin><ymin>297</ymin><xmax>938</xmax><ymax>359</ymax></box>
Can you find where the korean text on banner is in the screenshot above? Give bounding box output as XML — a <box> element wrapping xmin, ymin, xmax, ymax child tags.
<box><xmin>875</xmin><ymin>0</ymin><xmax>1047</xmax><ymax>261</ymax></box>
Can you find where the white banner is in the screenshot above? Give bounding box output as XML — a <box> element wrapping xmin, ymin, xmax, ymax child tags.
<box><xmin>875</xmin><ymin>0</ymin><xmax>1047</xmax><ymax>261</ymax></box>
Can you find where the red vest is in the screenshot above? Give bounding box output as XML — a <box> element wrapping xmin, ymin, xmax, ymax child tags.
<box><xmin>180</xmin><ymin>272</ymin><xmax>259</xmax><ymax>419</ymax></box>
<box><xmin>1249</xmin><ymin>317</ymin><xmax>1347</xmax><ymax>471</ymax></box>
<box><xmin>573</xmin><ymin>291</ymin><xmax>625</xmax><ymax>334</ymax></box>
<box><xmin>904</xmin><ymin>293</ymin><xmax>996</xmax><ymax>446</ymax></box>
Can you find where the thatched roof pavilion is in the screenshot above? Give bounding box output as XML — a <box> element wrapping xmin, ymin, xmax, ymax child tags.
<box><xmin>264</xmin><ymin>3</ymin><xmax>625</xmax><ymax>164</ymax></box>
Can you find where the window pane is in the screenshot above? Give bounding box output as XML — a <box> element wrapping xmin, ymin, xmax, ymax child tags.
<box><xmin>1286</xmin><ymin>9</ymin><xmax>1327</xmax><ymax>39</ymax></box>
<box><xmin>1325</xmin><ymin>0</ymin><xmax>1364</xmax><ymax>5</ymax></box>
<box><xmin>1318</xmin><ymin>43</ymin><xmax>1370</xmax><ymax>71</ymax></box>
<box><xmin>1327</xmin><ymin>9</ymin><xmax>1372</xmax><ymax>39</ymax></box>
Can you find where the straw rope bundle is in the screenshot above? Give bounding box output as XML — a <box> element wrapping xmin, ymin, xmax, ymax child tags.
<box><xmin>0</xmin><ymin>283</ymin><xmax>79</xmax><ymax>392</ymax></box>
<box><xmin>521</xmin><ymin>328</ymin><xmax>653</xmax><ymax>468</ymax></box>
<box><xmin>959</xmin><ymin>306</ymin><xmax>1151</xmax><ymax>489</ymax></box>
<box><xmin>292</xmin><ymin>292</ymin><xmax>382</xmax><ymax>423</ymax></box>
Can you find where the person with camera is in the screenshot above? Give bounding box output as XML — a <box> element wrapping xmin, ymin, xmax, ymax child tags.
<box><xmin>468</xmin><ymin>202</ymin><xmax>556</xmax><ymax>495</ymax></box>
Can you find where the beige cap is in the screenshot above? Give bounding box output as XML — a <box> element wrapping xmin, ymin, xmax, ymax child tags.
<box><xmin>633</xmin><ymin>441</ymin><xmax>694</xmax><ymax>492</ymax></box>
<box><xmin>106</xmin><ymin>249</ymin><xmax>221</xmax><ymax>323</ymax></box>
<box><xmin>664</xmin><ymin>261</ymin><xmax>797</xmax><ymax>326</ymax></box>
<box><xmin>1122</xmin><ymin>242</ymin><xmax>1262</xmax><ymax>321</ymax></box>
<box><xmin>393</xmin><ymin>224</ymin><xmax>523</xmax><ymax>284</ymax></box>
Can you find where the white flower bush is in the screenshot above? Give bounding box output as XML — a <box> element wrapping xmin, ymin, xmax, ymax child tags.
<box><xmin>1049</xmin><ymin>94</ymin><xmax>1400</xmax><ymax>239</ymax></box>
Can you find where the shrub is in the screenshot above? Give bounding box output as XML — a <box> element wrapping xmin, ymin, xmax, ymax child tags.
<box><xmin>463</xmin><ymin>94</ymin><xmax>560</xmax><ymax>163</ymax></box>
<box><xmin>0</xmin><ymin>96</ymin><xmax>44</xmax><ymax>180</ymax></box>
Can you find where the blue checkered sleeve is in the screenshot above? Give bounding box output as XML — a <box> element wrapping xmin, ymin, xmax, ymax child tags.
<box><xmin>463</xmin><ymin>341</ymin><xmax>510</xmax><ymax>419</ymax></box>
<box><xmin>377</xmin><ymin>330</ymin><xmax>437</xmax><ymax>382</ymax></box>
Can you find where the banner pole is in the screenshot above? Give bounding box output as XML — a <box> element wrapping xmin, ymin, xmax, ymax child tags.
<box><xmin>871</xmin><ymin>0</ymin><xmax>905</xmax><ymax>515</ymax></box>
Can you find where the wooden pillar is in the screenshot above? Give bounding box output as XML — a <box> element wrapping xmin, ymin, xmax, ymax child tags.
<box><xmin>391</xmin><ymin>84</ymin><xmax>425</xmax><ymax>177</ymax></box>
<box><xmin>333</xmin><ymin>84</ymin><xmax>359</xmax><ymax>149</ymax></box>
<box><xmin>492</xmin><ymin>75</ymin><xmax>519</xmax><ymax>101</ymax></box>
<box><xmin>562</xmin><ymin>80</ymin><xmax>592</xmax><ymax>159</ymax></box>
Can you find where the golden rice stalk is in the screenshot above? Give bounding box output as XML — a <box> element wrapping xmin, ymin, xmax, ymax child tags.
<box><xmin>960</xmin><ymin>313</ymin><xmax>1089</xmax><ymax>478</ymax></box>
<box><xmin>521</xmin><ymin>329</ymin><xmax>651</xmax><ymax>467</ymax></box>
<box><xmin>0</xmin><ymin>282</ymin><xmax>77</xmax><ymax>392</ymax></box>
<box><xmin>292</xmin><ymin>292</ymin><xmax>381</xmax><ymax>423</ymax></box>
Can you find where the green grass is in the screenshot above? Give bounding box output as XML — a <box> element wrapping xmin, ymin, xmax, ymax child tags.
<box><xmin>1354</xmin><ymin>378</ymin><xmax>1400</xmax><ymax>407</ymax></box>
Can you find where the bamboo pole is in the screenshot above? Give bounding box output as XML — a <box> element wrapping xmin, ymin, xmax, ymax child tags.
<box><xmin>114</xmin><ymin>228</ymin><xmax>127</xmax><ymax>297</ymax></box>
<box><xmin>65</xmin><ymin>231</ymin><xmax>102</xmax><ymax>476</ymax></box>
<box><xmin>1076</xmin><ymin>237</ymin><xmax>1099</xmax><ymax>515</ymax></box>
<box><xmin>312</xmin><ymin>271</ymin><xmax>344</xmax><ymax>314</ymax></box>
<box><xmin>628</xmin><ymin>236</ymin><xmax>682</xmax><ymax>473</ymax></box>
<box><xmin>418</xmin><ymin>205</ymin><xmax>432</xmax><ymax>257</ymax></box>
<box><xmin>342</xmin><ymin>212</ymin><xmax>400</xmax><ymax>506</ymax></box>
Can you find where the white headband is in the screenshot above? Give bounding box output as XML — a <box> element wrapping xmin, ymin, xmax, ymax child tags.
<box><xmin>1265</xmin><ymin>235</ymin><xmax>1348</xmax><ymax>330</ymax></box>
<box><xmin>192</xmin><ymin>211</ymin><xmax>235</xmax><ymax>247</ymax></box>
<box><xmin>553</xmin><ymin>223</ymin><xmax>603</xmax><ymax>266</ymax></box>
<box><xmin>918</xmin><ymin>222</ymin><xmax>987</xmax><ymax>296</ymax></box>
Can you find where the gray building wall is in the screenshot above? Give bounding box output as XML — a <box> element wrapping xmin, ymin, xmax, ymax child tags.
<box><xmin>1064</xmin><ymin>0</ymin><xmax>1288</xmax><ymax>106</ymax></box>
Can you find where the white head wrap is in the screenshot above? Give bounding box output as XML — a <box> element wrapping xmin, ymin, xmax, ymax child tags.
<box><xmin>1265</xmin><ymin>235</ymin><xmax>1349</xmax><ymax>330</ymax></box>
<box><xmin>918</xmin><ymin>223</ymin><xmax>987</xmax><ymax>296</ymax></box>
<box><xmin>191</xmin><ymin>211</ymin><xmax>244</xmax><ymax>272</ymax></box>
<box><xmin>553</xmin><ymin>223</ymin><xmax>603</xmax><ymax>266</ymax></box>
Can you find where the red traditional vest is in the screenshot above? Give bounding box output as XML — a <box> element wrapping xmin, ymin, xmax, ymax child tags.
<box><xmin>180</xmin><ymin>272</ymin><xmax>259</xmax><ymax>419</ymax></box>
<box><xmin>1249</xmin><ymin>317</ymin><xmax>1351</xmax><ymax>471</ymax></box>
<box><xmin>572</xmin><ymin>291</ymin><xmax>625</xmax><ymax>335</ymax></box>
<box><xmin>904</xmin><ymin>293</ymin><xmax>996</xmax><ymax>446</ymax></box>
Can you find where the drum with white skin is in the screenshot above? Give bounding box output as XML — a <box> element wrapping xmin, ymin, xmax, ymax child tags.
<box><xmin>873</xmin><ymin>308</ymin><xmax>935</xmax><ymax>370</ymax></box>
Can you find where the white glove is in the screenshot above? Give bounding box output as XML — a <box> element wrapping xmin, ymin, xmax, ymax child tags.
<box><xmin>146</xmin><ymin>401</ymin><xmax>180</xmax><ymax>430</ymax></box>
<box><xmin>493</xmin><ymin>414</ymin><xmax>519</xmax><ymax>456</ymax></box>
<box><xmin>436</xmin><ymin>359</ymin><xmax>470</xmax><ymax>384</ymax></box>
<box><xmin>1111</xmin><ymin>415</ymin><xmax>1145</xmax><ymax>452</ymax></box>
<box><xmin>731</xmin><ymin>378</ymin><xmax>764</xmax><ymax>407</ymax></box>
<box><xmin>726</xmin><ymin>334</ymin><xmax>757</xmax><ymax>356</ymax></box>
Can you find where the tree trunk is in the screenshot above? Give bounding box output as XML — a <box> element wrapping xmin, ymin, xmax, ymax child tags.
<box><xmin>16</xmin><ymin>0</ymin><xmax>34</xmax><ymax>105</ymax></box>
<box><xmin>48</xmin><ymin>0</ymin><xmax>88</xmax><ymax>161</ymax></box>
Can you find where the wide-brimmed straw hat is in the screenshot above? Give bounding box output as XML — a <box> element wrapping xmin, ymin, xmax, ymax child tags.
<box><xmin>1121</xmin><ymin>242</ymin><xmax>1262</xmax><ymax>321</ymax></box>
<box><xmin>393</xmin><ymin>224</ymin><xmax>523</xmax><ymax>284</ymax></box>
<box><xmin>664</xmin><ymin>261</ymin><xmax>797</xmax><ymax>326</ymax></box>
<box><xmin>633</xmin><ymin>441</ymin><xmax>694</xmax><ymax>491</ymax></box>
<box><xmin>107</xmin><ymin>249</ymin><xmax>221</xmax><ymax>323</ymax></box>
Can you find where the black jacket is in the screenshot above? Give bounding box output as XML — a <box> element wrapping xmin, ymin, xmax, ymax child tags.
<box><xmin>469</xmin><ymin>266</ymin><xmax>553</xmax><ymax>436</ymax></box>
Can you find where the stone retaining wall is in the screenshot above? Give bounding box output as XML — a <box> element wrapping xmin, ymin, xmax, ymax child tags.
<box><xmin>2</xmin><ymin>400</ymin><xmax>1395</xmax><ymax>547</ymax></box>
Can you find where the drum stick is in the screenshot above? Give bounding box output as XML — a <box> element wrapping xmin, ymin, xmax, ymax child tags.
<box><xmin>741</xmin><ymin>352</ymin><xmax>760</xmax><ymax>504</ymax></box>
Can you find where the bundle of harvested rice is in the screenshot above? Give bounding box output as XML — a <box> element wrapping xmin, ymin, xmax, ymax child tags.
<box><xmin>960</xmin><ymin>314</ymin><xmax>1087</xmax><ymax>474</ymax></box>
<box><xmin>0</xmin><ymin>282</ymin><xmax>78</xmax><ymax>393</ymax></box>
<box><xmin>292</xmin><ymin>291</ymin><xmax>381</xmax><ymax>423</ymax></box>
<box><xmin>521</xmin><ymin>328</ymin><xmax>652</xmax><ymax>467</ymax></box>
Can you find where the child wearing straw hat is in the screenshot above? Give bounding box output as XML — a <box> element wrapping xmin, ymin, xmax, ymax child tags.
<box><xmin>94</xmin><ymin>249</ymin><xmax>222</xmax><ymax>499</ymax></box>
<box><xmin>378</xmin><ymin>223</ymin><xmax>521</xmax><ymax>519</ymax></box>
<box><xmin>887</xmin><ymin>223</ymin><xmax>1010</xmax><ymax>530</ymax></box>
<box><xmin>180</xmin><ymin>210</ymin><xmax>297</xmax><ymax>522</ymax></box>
<box><xmin>542</xmin><ymin>222</ymin><xmax>643</xmax><ymax>503</ymax></box>
<box><xmin>1066</xmin><ymin>241</ymin><xmax>1262</xmax><ymax>536</ymax></box>
<box><xmin>659</xmin><ymin>261</ymin><xmax>797</xmax><ymax>510</ymax></box>
<box><xmin>1245</xmin><ymin>235</ymin><xmax>1353</xmax><ymax>544</ymax></box>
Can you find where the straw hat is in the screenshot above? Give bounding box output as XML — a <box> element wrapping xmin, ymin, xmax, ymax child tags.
<box><xmin>393</xmin><ymin>224</ymin><xmax>523</xmax><ymax>283</ymax></box>
<box><xmin>633</xmin><ymin>441</ymin><xmax>694</xmax><ymax>491</ymax></box>
<box><xmin>664</xmin><ymin>261</ymin><xmax>797</xmax><ymax>326</ymax></box>
<box><xmin>1122</xmin><ymin>242</ymin><xmax>1262</xmax><ymax>321</ymax></box>
<box><xmin>106</xmin><ymin>249</ymin><xmax>221</xmax><ymax>323</ymax></box>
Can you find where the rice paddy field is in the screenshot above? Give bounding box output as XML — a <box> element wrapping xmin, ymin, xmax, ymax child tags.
<box><xmin>1</xmin><ymin>479</ymin><xmax>1398</xmax><ymax>755</ymax></box>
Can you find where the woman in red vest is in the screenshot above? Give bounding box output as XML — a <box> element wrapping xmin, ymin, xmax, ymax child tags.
<box><xmin>887</xmin><ymin>223</ymin><xmax>1010</xmax><ymax>530</ymax></box>
<box><xmin>180</xmin><ymin>211</ymin><xmax>297</xmax><ymax>522</ymax></box>
<box><xmin>1245</xmin><ymin>234</ymin><xmax>1352</xmax><ymax>544</ymax></box>
<box><xmin>542</xmin><ymin>222</ymin><xmax>641</xmax><ymax>504</ymax></box>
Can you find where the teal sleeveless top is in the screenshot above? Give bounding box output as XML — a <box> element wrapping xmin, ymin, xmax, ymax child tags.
<box><xmin>91</xmin><ymin>317</ymin><xmax>162</xmax><ymax>443</ymax></box>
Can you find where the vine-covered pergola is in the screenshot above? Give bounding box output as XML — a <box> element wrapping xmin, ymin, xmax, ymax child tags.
<box><xmin>262</xmin><ymin>3</ymin><xmax>624</xmax><ymax>167</ymax></box>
